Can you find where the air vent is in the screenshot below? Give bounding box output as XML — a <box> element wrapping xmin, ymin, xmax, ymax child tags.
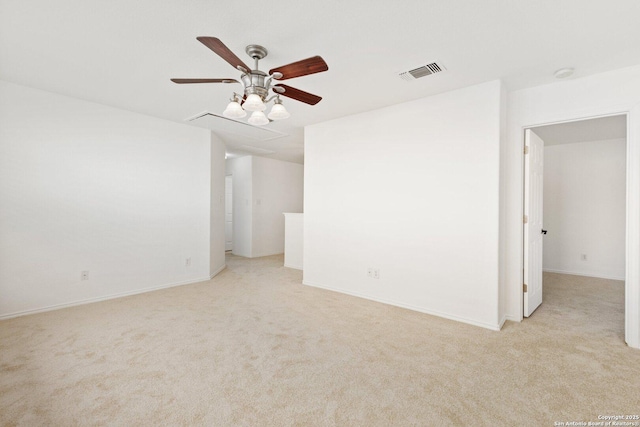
<box><xmin>399</xmin><ymin>62</ymin><xmax>446</xmax><ymax>81</ymax></box>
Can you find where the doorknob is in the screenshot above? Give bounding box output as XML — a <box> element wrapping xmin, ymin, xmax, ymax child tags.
<box><xmin>541</xmin><ymin>229</ymin><xmax>548</xmax><ymax>235</ymax></box>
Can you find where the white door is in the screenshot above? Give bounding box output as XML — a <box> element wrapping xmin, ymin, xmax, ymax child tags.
<box><xmin>225</xmin><ymin>176</ymin><xmax>233</xmax><ymax>251</ymax></box>
<box><xmin>524</xmin><ymin>129</ymin><xmax>545</xmax><ymax>317</ymax></box>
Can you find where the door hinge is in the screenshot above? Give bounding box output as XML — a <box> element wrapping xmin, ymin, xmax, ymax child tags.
<box><xmin>523</xmin><ymin>215</ymin><xmax>528</xmax><ymax>224</ymax></box>
<box><xmin>523</xmin><ymin>283</ymin><xmax>528</xmax><ymax>293</ymax></box>
<box><xmin>524</xmin><ymin>145</ymin><xmax>529</xmax><ymax>155</ymax></box>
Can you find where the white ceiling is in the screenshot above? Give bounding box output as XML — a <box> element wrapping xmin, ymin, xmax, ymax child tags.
<box><xmin>2</xmin><ymin>0</ymin><xmax>640</xmax><ymax>163</ymax></box>
<box><xmin>532</xmin><ymin>115</ymin><xmax>627</xmax><ymax>146</ymax></box>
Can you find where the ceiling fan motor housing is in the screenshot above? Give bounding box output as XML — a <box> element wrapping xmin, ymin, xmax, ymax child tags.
<box><xmin>241</xmin><ymin>71</ymin><xmax>269</xmax><ymax>98</ymax></box>
<box><xmin>240</xmin><ymin>44</ymin><xmax>271</xmax><ymax>99</ymax></box>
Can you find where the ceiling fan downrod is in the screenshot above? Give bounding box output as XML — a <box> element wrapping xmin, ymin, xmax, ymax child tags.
<box><xmin>241</xmin><ymin>44</ymin><xmax>270</xmax><ymax>99</ymax></box>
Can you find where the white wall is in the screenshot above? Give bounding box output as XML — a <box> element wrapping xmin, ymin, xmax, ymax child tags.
<box><xmin>499</xmin><ymin>82</ymin><xmax>509</xmax><ymax>324</ymax></box>
<box><xmin>210</xmin><ymin>133</ymin><xmax>226</xmax><ymax>277</ymax></box>
<box><xmin>225</xmin><ymin>156</ymin><xmax>304</xmax><ymax>258</ymax></box>
<box><xmin>252</xmin><ymin>156</ymin><xmax>303</xmax><ymax>257</ymax></box>
<box><xmin>0</xmin><ymin>80</ymin><xmax>213</xmax><ymax>318</ymax></box>
<box><xmin>226</xmin><ymin>156</ymin><xmax>253</xmax><ymax>257</ymax></box>
<box><xmin>506</xmin><ymin>64</ymin><xmax>640</xmax><ymax>348</ymax></box>
<box><xmin>304</xmin><ymin>80</ymin><xmax>503</xmax><ymax>330</ymax></box>
<box><xmin>543</xmin><ymin>138</ymin><xmax>626</xmax><ymax>280</ymax></box>
<box><xmin>284</xmin><ymin>213</ymin><xmax>304</xmax><ymax>270</ymax></box>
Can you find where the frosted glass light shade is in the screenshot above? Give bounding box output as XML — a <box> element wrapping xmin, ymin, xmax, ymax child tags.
<box><xmin>248</xmin><ymin>111</ymin><xmax>269</xmax><ymax>126</ymax></box>
<box><xmin>223</xmin><ymin>101</ymin><xmax>247</xmax><ymax>118</ymax></box>
<box><xmin>267</xmin><ymin>102</ymin><xmax>290</xmax><ymax>120</ymax></box>
<box><xmin>243</xmin><ymin>94</ymin><xmax>266</xmax><ymax>112</ymax></box>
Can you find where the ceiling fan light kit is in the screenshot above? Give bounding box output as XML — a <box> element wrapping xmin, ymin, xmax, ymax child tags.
<box><xmin>248</xmin><ymin>111</ymin><xmax>270</xmax><ymax>126</ymax></box>
<box><xmin>267</xmin><ymin>98</ymin><xmax>291</xmax><ymax>120</ymax></box>
<box><xmin>222</xmin><ymin>96</ymin><xmax>247</xmax><ymax>119</ymax></box>
<box><xmin>243</xmin><ymin>93</ymin><xmax>267</xmax><ymax>112</ymax></box>
<box><xmin>172</xmin><ymin>37</ymin><xmax>328</xmax><ymax>126</ymax></box>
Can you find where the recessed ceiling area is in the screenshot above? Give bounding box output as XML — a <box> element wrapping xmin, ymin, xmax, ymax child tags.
<box><xmin>1</xmin><ymin>0</ymin><xmax>640</xmax><ymax>163</ymax></box>
<box><xmin>532</xmin><ymin>115</ymin><xmax>627</xmax><ymax>146</ymax></box>
<box><xmin>187</xmin><ymin>112</ymin><xmax>288</xmax><ymax>141</ymax></box>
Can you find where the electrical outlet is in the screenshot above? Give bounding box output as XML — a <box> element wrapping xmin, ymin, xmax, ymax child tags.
<box><xmin>185</xmin><ymin>257</ymin><xmax>191</xmax><ymax>267</ymax></box>
<box><xmin>581</xmin><ymin>254</ymin><xmax>587</xmax><ymax>261</ymax></box>
<box><xmin>81</xmin><ymin>271</ymin><xmax>89</xmax><ymax>281</ymax></box>
<box><xmin>367</xmin><ymin>268</ymin><xmax>380</xmax><ymax>279</ymax></box>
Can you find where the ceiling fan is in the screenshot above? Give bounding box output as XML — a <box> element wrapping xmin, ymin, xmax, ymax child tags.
<box><xmin>171</xmin><ymin>37</ymin><xmax>328</xmax><ymax>126</ymax></box>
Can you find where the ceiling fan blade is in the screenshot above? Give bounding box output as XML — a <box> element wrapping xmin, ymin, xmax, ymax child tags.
<box><xmin>273</xmin><ymin>84</ymin><xmax>322</xmax><ymax>105</ymax></box>
<box><xmin>197</xmin><ymin>37</ymin><xmax>250</xmax><ymax>72</ymax></box>
<box><xmin>171</xmin><ymin>78</ymin><xmax>239</xmax><ymax>84</ymax></box>
<box><xmin>269</xmin><ymin>56</ymin><xmax>328</xmax><ymax>80</ymax></box>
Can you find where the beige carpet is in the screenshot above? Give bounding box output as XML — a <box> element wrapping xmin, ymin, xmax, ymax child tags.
<box><xmin>1</xmin><ymin>256</ymin><xmax>639</xmax><ymax>426</ymax></box>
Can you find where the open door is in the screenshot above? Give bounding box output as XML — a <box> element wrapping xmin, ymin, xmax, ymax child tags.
<box><xmin>524</xmin><ymin>129</ymin><xmax>545</xmax><ymax>317</ymax></box>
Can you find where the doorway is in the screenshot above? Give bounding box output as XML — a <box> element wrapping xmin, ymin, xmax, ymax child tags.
<box><xmin>523</xmin><ymin>115</ymin><xmax>627</xmax><ymax>332</ymax></box>
<box><xmin>225</xmin><ymin>175</ymin><xmax>233</xmax><ymax>251</ymax></box>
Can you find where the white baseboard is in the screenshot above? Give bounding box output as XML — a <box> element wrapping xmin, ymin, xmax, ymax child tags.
<box><xmin>543</xmin><ymin>268</ymin><xmax>624</xmax><ymax>281</ymax></box>
<box><xmin>284</xmin><ymin>263</ymin><xmax>303</xmax><ymax>271</ymax></box>
<box><xmin>209</xmin><ymin>264</ymin><xmax>226</xmax><ymax>279</ymax></box>
<box><xmin>251</xmin><ymin>251</ymin><xmax>284</xmax><ymax>258</ymax></box>
<box><xmin>0</xmin><ymin>276</ymin><xmax>212</xmax><ymax>321</ymax></box>
<box><xmin>302</xmin><ymin>280</ymin><xmax>501</xmax><ymax>331</ymax></box>
<box><xmin>499</xmin><ymin>314</ymin><xmax>521</xmax><ymax>328</ymax></box>
<box><xmin>499</xmin><ymin>315</ymin><xmax>507</xmax><ymax>329</ymax></box>
<box><xmin>231</xmin><ymin>252</ymin><xmax>284</xmax><ymax>259</ymax></box>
